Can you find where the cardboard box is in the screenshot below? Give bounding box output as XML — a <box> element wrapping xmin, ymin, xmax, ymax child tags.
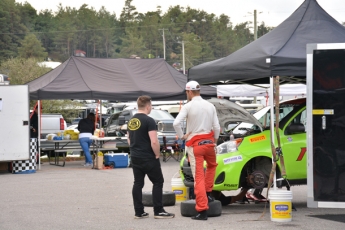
<box><xmin>104</xmin><ymin>153</ymin><xmax>128</xmax><ymax>168</ymax></box>
<box><xmin>93</xmin><ymin>155</ymin><xmax>103</xmax><ymax>170</ymax></box>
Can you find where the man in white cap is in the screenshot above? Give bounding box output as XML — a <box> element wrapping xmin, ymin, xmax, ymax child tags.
<box><xmin>173</xmin><ymin>80</ymin><xmax>220</xmax><ymax>220</ymax></box>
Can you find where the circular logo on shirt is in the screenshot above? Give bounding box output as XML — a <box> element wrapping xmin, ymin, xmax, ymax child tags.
<box><xmin>128</xmin><ymin>118</ymin><xmax>141</xmax><ymax>130</ymax></box>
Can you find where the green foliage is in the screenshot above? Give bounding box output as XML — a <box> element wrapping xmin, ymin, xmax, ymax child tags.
<box><xmin>39</xmin><ymin>100</ymin><xmax>85</xmax><ymax>122</ymax></box>
<box><xmin>0</xmin><ymin>1</ymin><xmax>275</xmax><ymax>118</ymax></box>
<box><xmin>0</xmin><ymin>57</ymin><xmax>50</xmax><ymax>84</ymax></box>
<box><xmin>18</xmin><ymin>33</ymin><xmax>48</xmax><ymax>59</ymax></box>
<box><xmin>0</xmin><ymin>0</ymin><xmax>27</xmax><ymax>62</ymax></box>
<box><xmin>119</xmin><ymin>28</ymin><xmax>147</xmax><ymax>58</ymax></box>
<box><xmin>16</xmin><ymin>1</ymin><xmax>37</xmax><ymax>30</ymax></box>
<box><xmin>0</xmin><ymin>0</ymin><xmax>273</xmax><ymax>67</ymax></box>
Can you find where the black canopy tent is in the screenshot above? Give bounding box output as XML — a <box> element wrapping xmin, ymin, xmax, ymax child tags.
<box><xmin>26</xmin><ymin>56</ymin><xmax>217</xmax><ymax>169</ymax></box>
<box><xmin>188</xmin><ymin>0</ymin><xmax>345</xmax><ymax>85</ymax></box>
<box><xmin>27</xmin><ymin>56</ymin><xmax>216</xmax><ymax>101</ymax></box>
<box><xmin>187</xmin><ymin>0</ymin><xmax>345</xmax><ymax>191</ymax></box>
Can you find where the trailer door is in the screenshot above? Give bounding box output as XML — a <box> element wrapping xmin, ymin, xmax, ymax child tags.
<box><xmin>0</xmin><ymin>85</ymin><xmax>30</xmax><ymax>161</ymax></box>
<box><xmin>307</xmin><ymin>44</ymin><xmax>345</xmax><ymax>208</ymax></box>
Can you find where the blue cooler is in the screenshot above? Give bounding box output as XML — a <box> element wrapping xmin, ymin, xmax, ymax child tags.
<box><xmin>104</xmin><ymin>153</ymin><xmax>129</xmax><ymax>168</ymax></box>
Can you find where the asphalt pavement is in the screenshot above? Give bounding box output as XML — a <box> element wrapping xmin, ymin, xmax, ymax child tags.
<box><xmin>0</xmin><ymin>158</ymin><xmax>344</xmax><ymax>230</ymax></box>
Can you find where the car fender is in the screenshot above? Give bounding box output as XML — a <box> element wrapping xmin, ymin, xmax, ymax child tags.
<box><xmin>214</xmin><ymin>149</ymin><xmax>279</xmax><ymax>191</ymax></box>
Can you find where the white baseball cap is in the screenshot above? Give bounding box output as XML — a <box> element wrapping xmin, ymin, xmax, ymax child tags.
<box><xmin>185</xmin><ymin>81</ymin><xmax>200</xmax><ymax>90</ymax></box>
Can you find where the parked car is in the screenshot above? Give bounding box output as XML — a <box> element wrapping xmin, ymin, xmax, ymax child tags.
<box><xmin>35</xmin><ymin>113</ymin><xmax>69</xmax><ymax>156</ymax></box>
<box><xmin>71</xmin><ymin>118</ymin><xmax>82</xmax><ymax>125</ymax></box>
<box><xmin>180</xmin><ymin>98</ymin><xmax>307</xmax><ymax>196</ymax></box>
<box><xmin>30</xmin><ymin>113</ymin><xmax>67</xmax><ymax>138</ymax></box>
<box><xmin>104</xmin><ymin>109</ymin><xmax>178</xmax><ymax>150</ymax></box>
<box><xmin>0</xmin><ymin>74</ymin><xmax>10</xmax><ymax>85</ymax></box>
<box><xmin>66</xmin><ymin>124</ymin><xmax>78</xmax><ymax>131</ymax></box>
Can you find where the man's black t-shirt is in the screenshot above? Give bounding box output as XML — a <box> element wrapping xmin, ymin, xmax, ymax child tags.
<box><xmin>128</xmin><ymin>113</ymin><xmax>157</xmax><ymax>159</ymax></box>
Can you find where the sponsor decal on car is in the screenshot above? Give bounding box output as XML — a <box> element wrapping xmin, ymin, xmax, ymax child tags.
<box><xmin>224</xmin><ymin>184</ymin><xmax>238</xmax><ymax>188</ymax></box>
<box><xmin>223</xmin><ymin>155</ymin><xmax>243</xmax><ymax>164</ymax></box>
<box><xmin>296</xmin><ymin>147</ymin><xmax>307</xmax><ymax>161</ymax></box>
<box><xmin>249</xmin><ymin>135</ymin><xmax>266</xmax><ymax>143</ymax></box>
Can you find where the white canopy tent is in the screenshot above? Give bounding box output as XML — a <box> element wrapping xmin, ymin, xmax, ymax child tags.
<box><xmin>217</xmin><ymin>84</ymin><xmax>306</xmax><ymax>97</ymax></box>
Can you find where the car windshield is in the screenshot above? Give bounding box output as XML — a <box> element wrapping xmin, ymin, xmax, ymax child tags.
<box><xmin>132</xmin><ymin>109</ymin><xmax>174</xmax><ymax>120</ymax></box>
<box><xmin>233</xmin><ymin>98</ymin><xmax>306</xmax><ymax>134</ymax></box>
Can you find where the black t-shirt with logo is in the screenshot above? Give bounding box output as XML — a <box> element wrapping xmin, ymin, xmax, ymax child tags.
<box><xmin>128</xmin><ymin>113</ymin><xmax>157</xmax><ymax>159</ymax></box>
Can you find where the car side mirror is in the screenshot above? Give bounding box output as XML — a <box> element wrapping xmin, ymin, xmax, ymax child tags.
<box><xmin>118</xmin><ymin>116</ymin><xmax>126</xmax><ymax>126</ymax></box>
<box><xmin>286</xmin><ymin>123</ymin><xmax>305</xmax><ymax>135</ymax></box>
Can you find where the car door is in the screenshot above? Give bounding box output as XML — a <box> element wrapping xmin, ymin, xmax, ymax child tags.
<box><xmin>280</xmin><ymin>108</ymin><xmax>307</xmax><ymax>180</ymax></box>
<box><xmin>105</xmin><ymin>113</ymin><xmax>120</xmax><ymax>136</ymax></box>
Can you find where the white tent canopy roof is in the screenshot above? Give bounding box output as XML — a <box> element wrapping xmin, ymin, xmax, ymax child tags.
<box><xmin>217</xmin><ymin>84</ymin><xmax>306</xmax><ymax>97</ymax></box>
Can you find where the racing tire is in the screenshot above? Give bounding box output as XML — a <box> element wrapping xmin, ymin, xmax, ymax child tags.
<box><xmin>180</xmin><ymin>199</ymin><xmax>222</xmax><ymax>217</ymax></box>
<box><xmin>142</xmin><ymin>191</ymin><xmax>176</xmax><ymax>207</ymax></box>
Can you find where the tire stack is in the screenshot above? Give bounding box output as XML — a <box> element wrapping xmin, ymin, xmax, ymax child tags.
<box><xmin>142</xmin><ymin>191</ymin><xmax>176</xmax><ymax>206</ymax></box>
<box><xmin>180</xmin><ymin>200</ymin><xmax>222</xmax><ymax>217</ymax></box>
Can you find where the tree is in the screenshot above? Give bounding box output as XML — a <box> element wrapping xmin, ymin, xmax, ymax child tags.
<box><xmin>119</xmin><ymin>28</ymin><xmax>147</xmax><ymax>58</ymax></box>
<box><xmin>18</xmin><ymin>33</ymin><xmax>48</xmax><ymax>59</ymax></box>
<box><xmin>257</xmin><ymin>22</ymin><xmax>273</xmax><ymax>38</ymax></box>
<box><xmin>52</xmin><ymin>4</ymin><xmax>78</xmax><ymax>60</ymax></box>
<box><xmin>97</xmin><ymin>7</ymin><xmax>118</xmax><ymax>58</ymax></box>
<box><xmin>0</xmin><ymin>57</ymin><xmax>50</xmax><ymax>85</ymax></box>
<box><xmin>16</xmin><ymin>1</ymin><xmax>37</xmax><ymax>31</ymax></box>
<box><xmin>139</xmin><ymin>10</ymin><xmax>162</xmax><ymax>58</ymax></box>
<box><xmin>34</xmin><ymin>10</ymin><xmax>55</xmax><ymax>58</ymax></box>
<box><xmin>120</xmin><ymin>0</ymin><xmax>138</xmax><ymax>23</ymax></box>
<box><xmin>0</xmin><ymin>0</ymin><xmax>28</xmax><ymax>62</ymax></box>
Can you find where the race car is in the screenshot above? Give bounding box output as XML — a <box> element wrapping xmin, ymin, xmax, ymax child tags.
<box><xmin>180</xmin><ymin>97</ymin><xmax>306</xmax><ymax>200</ymax></box>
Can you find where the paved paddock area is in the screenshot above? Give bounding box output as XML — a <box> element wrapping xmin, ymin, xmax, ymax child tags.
<box><xmin>0</xmin><ymin>158</ymin><xmax>345</xmax><ymax>230</ymax></box>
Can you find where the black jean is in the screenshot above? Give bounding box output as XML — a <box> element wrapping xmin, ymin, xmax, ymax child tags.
<box><xmin>131</xmin><ymin>157</ymin><xmax>164</xmax><ymax>215</ymax></box>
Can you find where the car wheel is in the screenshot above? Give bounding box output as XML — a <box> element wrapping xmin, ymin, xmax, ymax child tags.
<box><xmin>180</xmin><ymin>199</ymin><xmax>222</xmax><ymax>217</ymax></box>
<box><xmin>142</xmin><ymin>191</ymin><xmax>176</xmax><ymax>207</ymax></box>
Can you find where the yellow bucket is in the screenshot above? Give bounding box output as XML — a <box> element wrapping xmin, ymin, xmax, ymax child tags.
<box><xmin>268</xmin><ymin>190</ymin><xmax>293</xmax><ymax>222</ymax></box>
<box><xmin>171</xmin><ymin>176</ymin><xmax>189</xmax><ymax>202</ymax></box>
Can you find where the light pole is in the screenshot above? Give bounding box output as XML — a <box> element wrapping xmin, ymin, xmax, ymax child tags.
<box><xmin>182</xmin><ymin>41</ymin><xmax>185</xmax><ymax>75</ymax></box>
<box><xmin>254</xmin><ymin>10</ymin><xmax>258</xmax><ymax>40</ymax></box>
<box><xmin>246</xmin><ymin>10</ymin><xmax>262</xmax><ymax>41</ymax></box>
<box><xmin>176</xmin><ymin>37</ymin><xmax>186</xmax><ymax>75</ymax></box>
<box><xmin>159</xmin><ymin>28</ymin><xmax>168</xmax><ymax>59</ymax></box>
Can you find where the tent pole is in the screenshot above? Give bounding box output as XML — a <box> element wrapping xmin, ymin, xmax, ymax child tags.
<box><xmin>269</xmin><ymin>77</ymin><xmax>276</xmax><ymax>189</ymax></box>
<box><xmin>99</xmin><ymin>100</ymin><xmax>102</xmax><ymax>128</ymax></box>
<box><xmin>38</xmin><ymin>100</ymin><xmax>41</xmax><ymax>170</ymax></box>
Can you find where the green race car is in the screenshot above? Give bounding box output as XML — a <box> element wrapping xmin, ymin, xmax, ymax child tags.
<box><xmin>180</xmin><ymin>98</ymin><xmax>307</xmax><ymax>194</ymax></box>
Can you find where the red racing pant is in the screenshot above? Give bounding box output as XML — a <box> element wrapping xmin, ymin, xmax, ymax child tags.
<box><xmin>187</xmin><ymin>143</ymin><xmax>217</xmax><ymax>212</ymax></box>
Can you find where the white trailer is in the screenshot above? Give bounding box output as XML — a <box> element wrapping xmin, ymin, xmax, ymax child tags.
<box><xmin>0</xmin><ymin>85</ymin><xmax>30</xmax><ymax>161</ymax></box>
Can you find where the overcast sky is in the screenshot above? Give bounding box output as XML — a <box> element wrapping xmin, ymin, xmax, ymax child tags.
<box><xmin>16</xmin><ymin>0</ymin><xmax>345</xmax><ymax>27</ymax></box>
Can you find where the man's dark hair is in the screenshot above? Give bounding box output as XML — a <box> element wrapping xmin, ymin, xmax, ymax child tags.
<box><xmin>137</xmin><ymin>95</ymin><xmax>152</xmax><ymax>109</ymax></box>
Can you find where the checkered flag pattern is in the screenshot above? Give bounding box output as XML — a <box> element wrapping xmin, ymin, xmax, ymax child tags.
<box><xmin>12</xmin><ymin>138</ymin><xmax>37</xmax><ymax>174</ymax></box>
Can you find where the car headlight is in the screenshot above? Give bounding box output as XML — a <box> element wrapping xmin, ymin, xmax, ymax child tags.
<box><xmin>216</xmin><ymin>138</ymin><xmax>243</xmax><ymax>154</ymax></box>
